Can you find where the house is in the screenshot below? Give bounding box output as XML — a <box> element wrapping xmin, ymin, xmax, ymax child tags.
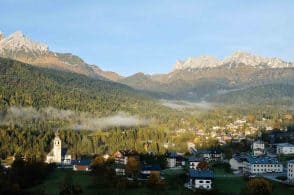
<box><xmin>176</xmin><ymin>155</ymin><xmax>186</xmax><ymax>167</ymax></box>
<box><xmin>186</xmin><ymin>170</ymin><xmax>214</xmax><ymax>190</ymax></box>
<box><xmin>188</xmin><ymin>157</ymin><xmax>204</xmax><ymax>170</ymax></box>
<box><xmin>229</xmin><ymin>154</ymin><xmax>247</xmax><ymax>172</ymax></box>
<box><xmin>113</xmin><ymin>150</ymin><xmax>139</xmax><ymax>165</ymax></box>
<box><xmin>139</xmin><ymin>164</ymin><xmax>161</xmax><ymax>179</ymax></box>
<box><xmin>46</xmin><ymin>133</ymin><xmax>71</xmax><ymax>164</ymax></box>
<box><xmin>229</xmin><ymin>158</ymin><xmax>244</xmax><ymax>172</ymax></box>
<box><xmin>114</xmin><ymin>164</ymin><xmax>126</xmax><ymax>176</ymax></box>
<box><xmin>166</xmin><ymin>152</ymin><xmax>177</xmax><ymax>168</ymax></box>
<box><xmin>276</xmin><ymin>143</ymin><xmax>294</xmax><ymax>155</ymax></box>
<box><xmin>166</xmin><ymin>152</ymin><xmax>186</xmax><ymax>168</ymax></box>
<box><xmin>62</xmin><ymin>148</ymin><xmax>72</xmax><ymax>165</ymax></box>
<box><xmin>252</xmin><ymin>140</ymin><xmax>265</xmax><ymax>156</ymax></box>
<box><xmin>196</xmin><ymin>148</ymin><xmax>223</xmax><ymax>162</ymax></box>
<box><xmin>287</xmin><ymin>160</ymin><xmax>294</xmax><ymax>181</ymax></box>
<box><xmin>72</xmin><ymin>160</ymin><xmax>92</xmax><ymax>171</ymax></box>
<box><xmin>243</xmin><ymin>155</ymin><xmax>283</xmax><ymax>174</ymax></box>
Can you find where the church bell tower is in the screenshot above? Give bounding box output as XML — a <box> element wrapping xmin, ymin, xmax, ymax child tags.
<box><xmin>53</xmin><ymin>132</ymin><xmax>62</xmax><ymax>163</ymax></box>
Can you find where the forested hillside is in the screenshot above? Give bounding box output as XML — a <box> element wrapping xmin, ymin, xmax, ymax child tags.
<box><xmin>210</xmin><ymin>84</ymin><xmax>294</xmax><ymax>105</ymax></box>
<box><xmin>0</xmin><ymin>58</ymin><xmax>183</xmax><ymax>159</ymax></box>
<box><xmin>0</xmin><ymin>57</ymin><xmax>171</xmax><ymax>117</ymax></box>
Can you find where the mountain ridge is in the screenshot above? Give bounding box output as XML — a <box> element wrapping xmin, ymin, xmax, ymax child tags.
<box><xmin>0</xmin><ymin>31</ymin><xmax>122</xmax><ymax>81</ymax></box>
<box><xmin>1</xmin><ymin>30</ymin><xmax>294</xmax><ymax>104</ymax></box>
<box><xmin>173</xmin><ymin>51</ymin><xmax>294</xmax><ymax>71</ymax></box>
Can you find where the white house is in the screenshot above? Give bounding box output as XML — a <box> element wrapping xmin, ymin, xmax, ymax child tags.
<box><xmin>46</xmin><ymin>133</ymin><xmax>71</xmax><ymax>164</ymax></box>
<box><xmin>276</xmin><ymin>143</ymin><xmax>294</xmax><ymax>155</ymax></box>
<box><xmin>189</xmin><ymin>157</ymin><xmax>204</xmax><ymax>170</ymax></box>
<box><xmin>252</xmin><ymin>140</ymin><xmax>265</xmax><ymax>156</ymax></box>
<box><xmin>229</xmin><ymin>157</ymin><xmax>244</xmax><ymax>171</ymax></box>
<box><xmin>113</xmin><ymin>150</ymin><xmax>139</xmax><ymax>165</ymax></box>
<box><xmin>186</xmin><ymin>170</ymin><xmax>214</xmax><ymax>190</ymax></box>
<box><xmin>166</xmin><ymin>152</ymin><xmax>177</xmax><ymax>168</ymax></box>
<box><xmin>196</xmin><ymin>149</ymin><xmax>223</xmax><ymax>162</ymax></box>
<box><xmin>166</xmin><ymin>152</ymin><xmax>186</xmax><ymax>168</ymax></box>
<box><xmin>287</xmin><ymin>160</ymin><xmax>294</xmax><ymax>181</ymax></box>
<box><xmin>243</xmin><ymin>155</ymin><xmax>283</xmax><ymax>174</ymax></box>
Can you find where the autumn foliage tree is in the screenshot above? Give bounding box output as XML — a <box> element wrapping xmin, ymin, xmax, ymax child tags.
<box><xmin>197</xmin><ymin>161</ymin><xmax>209</xmax><ymax>170</ymax></box>
<box><xmin>126</xmin><ymin>156</ymin><xmax>139</xmax><ymax>178</ymax></box>
<box><xmin>243</xmin><ymin>178</ymin><xmax>272</xmax><ymax>195</ymax></box>
<box><xmin>147</xmin><ymin>172</ymin><xmax>165</xmax><ymax>189</ymax></box>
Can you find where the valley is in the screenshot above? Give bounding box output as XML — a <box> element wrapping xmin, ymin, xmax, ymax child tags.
<box><xmin>0</xmin><ymin>31</ymin><xmax>294</xmax><ymax>195</ymax></box>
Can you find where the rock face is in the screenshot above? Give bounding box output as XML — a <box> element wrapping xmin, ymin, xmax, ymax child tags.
<box><xmin>0</xmin><ymin>32</ymin><xmax>4</xmax><ymax>41</ymax></box>
<box><xmin>0</xmin><ymin>31</ymin><xmax>122</xmax><ymax>81</ymax></box>
<box><xmin>0</xmin><ymin>31</ymin><xmax>49</xmax><ymax>56</ymax></box>
<box><xmin>174</xmin><ymin>56</ymin><xmax>220</xmax><ymax>70</ymax></box>
<box><xmin>173</xmin><ymin>51</ymin><xmax>293</xmax><ymax>70</ymax></box>
<box><xmin>223</xmin><ymin>51</ymin><xmax>292</xmax><ymax>68</ymax></box>
<box><xmin>122</xmin><ymin>51</ymin><xmax>294</xmax><ymax>101</ymax></box>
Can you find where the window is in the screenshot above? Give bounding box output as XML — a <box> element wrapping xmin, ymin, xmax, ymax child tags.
<box><xmin>206</xmin><ymin>181</ymin><xmax>210</xmax><ymax>183</ymax></box>
<box><xmin>199</xmin><ymin>180</ymin><xmax>203</xmax><ymax>183</ymax></box>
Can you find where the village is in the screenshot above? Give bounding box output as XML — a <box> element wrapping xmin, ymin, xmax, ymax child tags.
<box><xmin>8</xmin><ymin>128</ymin><xmax>291</xmax><ymax>193</ymax></box>
<box><xmin>1</xmin><ymin>112</ymin><xmax>294</xmax><ymax>194</ymax></box>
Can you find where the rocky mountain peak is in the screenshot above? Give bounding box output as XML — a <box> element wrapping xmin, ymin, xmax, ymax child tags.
<box><xmin>0</xmin><ymin>31</ymin><xmax>4</xmax><ymax>41</ymax></box>
<box><xmin>0</xmin><ymin>31</ymin><xmax>49</xmax><ymax>54</ymax></box>
<box><xmin>174</xmin><ymin>55</ymin><xmax>220</xmax><ymax>70</ymax></box>
<box><xmin>173</xmin><ymin>51</ymin><xmax>293</xmax><ymax>71</ymax></box>
<box><xmin>223</xmin><ymin>51</ymin><xmax>292</xmax><ymax>68</ymax></box>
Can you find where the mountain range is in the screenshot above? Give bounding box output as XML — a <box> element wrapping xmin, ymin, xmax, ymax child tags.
<box><xmin>1</xmin><ymin>31</ymin><xmax>293</xmax><ymax>105</ymax></box>
<box><xmin>0</xmin><ymin>31</ymin><xmax>122</xmax><ymax>81</ymax></box>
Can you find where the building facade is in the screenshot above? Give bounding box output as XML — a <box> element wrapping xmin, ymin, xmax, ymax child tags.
<box><xmin>46</xmin><ymin>133</ymin><xmax>71</xmax><ymax>164</ymax></box>
<box><xmin>46</xmin><ymin>134</ymin><xmax>62</xmax><ymax>163</ymax></box>
<box><xmin>287</xmin><ymin>160</ymin><xmax>294</xmax><ymax>181</ymax></box>
<box><xmin>189</xmin><ymin>157</ymin><xmax>203</xmax><ymax>170</ymax></box>
<box><xmin>252</xmin><ymin>140</ymin><xmax>265</xmax><ymax>156</ymax></box>
<box><xmin>277</xmin><ymin>143</ymin><xmax>294</xmax><ymax>155</ymax></box>
<box><xmin>243</xmin><ymin>155</ymin><xmax>283</xmax><ymax>174</ymax></box>
<box><xmin>187</xmin><ymin>170</ymin><xmax>214</xmax><ymax>190</ymax></box>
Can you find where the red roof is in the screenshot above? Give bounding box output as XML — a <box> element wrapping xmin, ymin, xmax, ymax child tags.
<box><xmin>74</xmin><ymin>165</ymin><xmax>89</xmax><ymax>171</ymax></box>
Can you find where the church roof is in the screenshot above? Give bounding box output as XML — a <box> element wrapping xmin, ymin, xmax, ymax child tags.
<box><xmin>62</xmin><ymin>148</ymin><xmax>70</xmax><ymax>156</ymax></box>
<box><xmin>47</xmin><ymin>150</ymin><xmax>54</xmax><ymax>156</ymax></box>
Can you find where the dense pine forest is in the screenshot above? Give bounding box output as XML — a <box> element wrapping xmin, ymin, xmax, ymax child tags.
<box><xmin>0</xmin><ymin>58</ymin><xmax>183</xmax><ymax>160</ymax></box>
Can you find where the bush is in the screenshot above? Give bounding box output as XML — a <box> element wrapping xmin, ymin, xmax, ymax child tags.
<box><xmin>242</xmin><ymin>178</ymin><xmax>272</xmax><ymax>195</ymax></box>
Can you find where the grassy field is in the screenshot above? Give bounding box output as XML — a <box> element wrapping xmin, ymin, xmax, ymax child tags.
<box><xmin>29</xmin><ymin>169</ymin><xmax>97</xmax><ymax>195</ymax></box>
<box><xmin>30</xmin><ymin>168</ymin><xmax>192</xmax><ymax>195</ymax></box>
<box><xmin>30</xmin><ymin>167</ymin><xmax>294</xmax><ymax>195</ymax></box>
<box><xmin>213</xmin><ymin>167</ymin><xmax>294</xmax><ymax>195</ymax></box>
<box><xmin>213</xmin><ymin>167</ymin><xmax>247</xmax><ymax>194</ymax></box>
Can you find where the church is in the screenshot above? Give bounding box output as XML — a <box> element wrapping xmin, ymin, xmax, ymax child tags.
<box><xmin>46</xmin><ymin>133</ymin><xmax>72</xmax><ymax>164</ymax></box>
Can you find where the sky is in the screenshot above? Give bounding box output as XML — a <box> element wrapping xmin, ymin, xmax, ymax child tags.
<box><xmin>0</xmin><ymin>0</ymin><xmax>293</xmax><ymax>76</ymax></box>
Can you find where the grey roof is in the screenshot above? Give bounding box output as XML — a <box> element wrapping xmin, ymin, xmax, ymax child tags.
<box><xmin>62</xmin><ymin>148</ymin><xmax>70</xmax><ymax>156</ymax></box>
<box><xmin>288</xmin><ymin>160</ymin><xmax>294</xmax><ymax>163</ymax></box>
<box><xmin>189</xmin><ymin>170</ymin><xmax>214</xmax><ymax>179</ymax></box>
<box><xmin>141</xmin><ymin>164</ymin><xmax>161</xmax><ymax>171</ymax></box>
<box><xmin>276</xmin><ymin>143</ymin><xmax>294</xmax><ymax>147</ymax></box>
<box><xmin>253</xmin><ymin>140</ymin><xmax>264</xmax><ymax>144</ymax></box>
<box><xmin>245</xmin><ymin>155</ymin><xmax>281</xmax><ymax>165</ymax></box>
<box><xmin>188</xmin><ymin>157</ymin><xmax>203</xmax><ymax>162</ymax></box>
<box><xmin>166</xmin><ymin>152</ymin><xmax>178</xmax><ymax>158</ymax></box>
<box><xmin>72</xmin><ymin>160</ymin><xmax>92</xmax><ymax>166</ymax></box>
